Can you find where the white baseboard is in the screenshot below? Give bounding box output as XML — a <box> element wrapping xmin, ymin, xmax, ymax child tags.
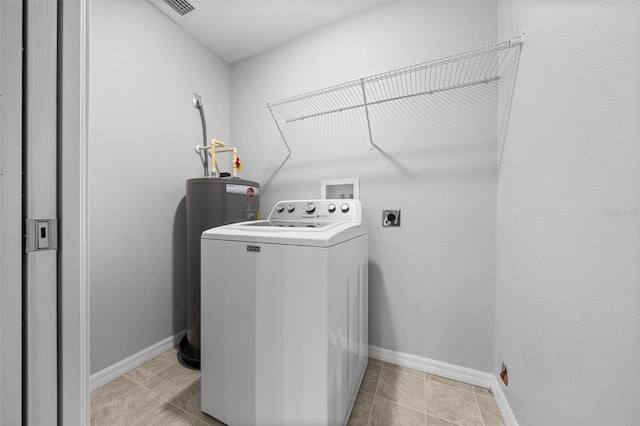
<box><xmin>368</xmin><ymin>344</ymin><xmax>493</xmax><ymax>388</ymax></box>
<box><xmin>368</xmin><ymin>344</ymin><xmax>518</xmax><ymax>426</ymax></box>
<box><xmin>490</xmin><ymin>375</ymin><xmax>518</xmax><ymax>426</ymax></box>
<box><xmin>89</xmin><ymin>330</ymin><xmax>186</xmax><ymax>392</ymax></box>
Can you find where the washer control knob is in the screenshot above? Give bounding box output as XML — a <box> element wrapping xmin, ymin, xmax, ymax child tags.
<box><xmin>341</xmin><ymin>203</ymin><xmax>350</xmax><ymax>213</ymax></box>
<box><xmin>327</xmin><ymin>203</ymin><xmax>336</xmax><ymax>213</ymax></box>
<box><xmin>305</xmin><ymin>202</ymin><xmax>316</xmax><ymax>214</ymax></box>
<box><xmin>276</xmin><ymin>204</ymin><xmax>285</xmax><ymax>213</ymax></box>
<box><xmin>287</xmin><ymin>205</ymin><xmax>295</xmax><ymax>213</ymax></box>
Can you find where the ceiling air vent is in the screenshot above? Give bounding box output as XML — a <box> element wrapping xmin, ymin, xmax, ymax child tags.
<box><xmin>162</xmin><ymin>0</ymin><xmax>196</xmax><ymax>17</ymax></box>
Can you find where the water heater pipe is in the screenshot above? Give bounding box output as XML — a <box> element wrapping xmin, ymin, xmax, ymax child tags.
<box><xmin>196</xmin><ymin>102</ymin><xmax>209</xmax><ymax>176</ymax></box>
<box><xmin>194</xmin><ymin>140</ymin><xmax>241</xmax><ymax>177</ymax></box>
<box><xmin>210</xmin><ymin>140</ymin><xmax>241</xmax><ymax>178</ymax></box>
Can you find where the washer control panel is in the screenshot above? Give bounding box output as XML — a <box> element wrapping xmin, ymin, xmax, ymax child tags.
<box><xmin>268</xmin><ymin>199</ymin><xmax>361</xmax><ymax>222</ymax></box>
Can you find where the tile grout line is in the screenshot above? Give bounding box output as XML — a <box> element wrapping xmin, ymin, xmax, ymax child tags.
<box><xmin>124</xmin><ymin>361</ymin><xmax>204</xmax><ymax>420</ymax></box>
<box><xmin>165</xmin><ymin>399</ymin><xmax>205</xmax><ymax>426</ymax></box>
<box><xmin>90</xmin><ymin>378</ymin><xmax>147</xmax><ymax>417</ymax></box>
<box><xmin>162</xmin><ymin>373</ymin><xmax>201</xmax><ymax>402</ymax></box>
<box><xmin>424</xmin><ymin>371</ymin><xmax>428</xmax><ymax>420</ymax></box>
<box><xmin>423</xmin><ymin>372</ymin><xmax>483</xmax><ymax>426</ymax></box>
<box><xmin>365</xmin><ymin>365</ymin><xmax>383</xmax><ymax>425</ymax></box>
<box><xmin>92</xmin><ymin>370</ymin><xmax>159</xmax><ymax>422</ymax></box>
<box><xmin>135</xmin><ymin>371</ymin><xmax>205</xmax><ymax>425</ymax></box>
<box><xmin>125</xmin><ymin>374</ymin><xmax>164</xmax><ymax>399</ymax></box>
<box><xmin>382</xmin><ymin>362</ymin><xmax>425</xmax><ymax>379</ymax></box>
<box><xmin>365</xmin><ymin>396</ymin><xmax>375</xmax><ymax>426</ymax></box>
<box><xmin>136</xmin><ymin>349</ymin><xmax>209</xmax><ymax>422</ymax></box>
<box><xmin>366</xmin><ymin>366</ymin><xmax>431</xmax><ymax>423</ymax></box>
<box><xmin>124</xmin><ymin>360</ymin><xmax>175</xmax><ymax>390</ymax></box>
<box><xmin>368</xmin><ymin>393</ymin><xmax>428</xmax><ymax>424</ymax></box>
<box><xmin>128</xmin><ymin>357</ymin><xmax>198</xmax><ymax>393</ymax></box>
<box><xmin>377</xmin><ymin>365</ymin><xmax>429</xmax><ymax>415</ymax></box>
<box><xmin>425</xmin><ymin>376</ymin><xmax>477</xmax><ymax>396</ymax></box>
<box><xmin>375</xmin><ymin>395</ymin><xmax>426</xmax><ymax>416</ymax></box>
<box><xmin>162</xmin><ymin>373</ymin><xmax>208</xmax><ymax>424</ymax></box>
<box><xmin>473</xmin><ymin>388</ymin><xmax>487</xmax><ymax>426</ymax></box>
<box><xmin>475</xmin><ymin>391</ymin><xmax>507</xmax><ymax>426</ymax></box>
<box><xmin>125</xmin><ymin>388</ymin><xmax>167</xmax><ymax>426</ymax></box>
<box><xmin>423</xmin><ymin>381</ymin><xmax>478</xmax><ymax>426</ymax></box>
<box><xmin>428</xmin><ymin>413</ymin><xmax>466</xmax><ymax>426</ymax></box>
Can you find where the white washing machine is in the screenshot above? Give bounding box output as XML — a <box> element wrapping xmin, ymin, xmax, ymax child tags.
<box><xmin>201</xmin><ymin>199</ymin><xmax>368</xmax><ymax>426</ymax></box>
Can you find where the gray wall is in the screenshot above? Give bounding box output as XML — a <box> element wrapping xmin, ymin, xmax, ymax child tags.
<box><xmin>495</xmin><ymin>1</ymin><xmax>640</xmax><ymax>424</ymax></box>
<box><xmin>89</xmin><ymin>0</ymin><xmax>230</xmax><ymax>373</ymax></box>
<box><xmin>231</xmin><ymin>1</ymin><xmax>499</xmax><ymax>372</ymax></box>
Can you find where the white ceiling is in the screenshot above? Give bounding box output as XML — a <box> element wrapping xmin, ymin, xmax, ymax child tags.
<box><xmin>148</xmin><ymin>0</ymin><xmax>388</xmax><ymax>63</ymax></box>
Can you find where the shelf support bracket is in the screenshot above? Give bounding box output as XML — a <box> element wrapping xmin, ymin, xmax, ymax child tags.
<box><xmin>267</xmin><ymin>104</ymin><xmax>293</xmax><ymax>160</ymax></box>
<box><xmin>360</xmin><ymin>79</ymin><xmax>374</xmax><ymax>150</ymax></box>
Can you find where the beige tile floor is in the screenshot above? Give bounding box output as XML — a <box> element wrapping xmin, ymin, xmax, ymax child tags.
<box><xmin>91</xmin><ymin>347</ymin><xmax>505</xmax><ymax>426</ymax></box>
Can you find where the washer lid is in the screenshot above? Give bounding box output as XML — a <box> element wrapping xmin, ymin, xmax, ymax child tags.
<box><xmin>201</xmin><ymin>220</ymin><xmax>367</xmax><ymax>247</ymax></box>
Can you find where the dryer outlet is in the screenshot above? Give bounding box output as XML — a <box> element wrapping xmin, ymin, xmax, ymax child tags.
<box><xmin>382</xmin><ymin>210</ymin><xmax>401</xmax><ymax>227</ymax></box>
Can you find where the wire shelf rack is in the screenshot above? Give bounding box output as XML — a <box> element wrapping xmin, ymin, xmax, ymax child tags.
<box><xmin>264</xmin><ymin>33</ymin><xmax>524</xmax><ymax>153</ymax></box>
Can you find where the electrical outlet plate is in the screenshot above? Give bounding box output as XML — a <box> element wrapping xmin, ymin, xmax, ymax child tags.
<box><xmin>382</xmin><ymin>210</ymin><xmax>401</xmax><ymax>227</ymax></box>
<box><xmin>192</xmin><ymin>93</ymin><xmax>202</xmax><ymax>108</ymax></box>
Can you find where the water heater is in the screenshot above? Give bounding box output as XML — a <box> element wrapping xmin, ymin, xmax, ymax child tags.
<box><xmin>179</xmin><ymin>177</ymin><xmax>260</xmax><ymax>369</ymax></box>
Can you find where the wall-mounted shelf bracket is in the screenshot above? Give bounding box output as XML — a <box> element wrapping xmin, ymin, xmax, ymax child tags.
<box><xmin>267</xmin><ymin>104</ymin><xmax>293</xmax><ymax>160</ymax></box>
<box><xmin>360</xmin><ymin>79</ymin><xmax>374</xmax><ymax>150</ymax></box>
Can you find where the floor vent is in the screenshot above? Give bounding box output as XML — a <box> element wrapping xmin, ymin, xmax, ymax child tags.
<box><xmin>162</xmin><ymin>0</ymin><xmax>196</xmax><ymax>17</ymax></box>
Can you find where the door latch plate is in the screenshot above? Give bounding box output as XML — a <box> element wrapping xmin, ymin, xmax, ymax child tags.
<box><xmin>26</xmin><ymin>219</ymin><xmax>58</xmax><ymax>252</ymax></box>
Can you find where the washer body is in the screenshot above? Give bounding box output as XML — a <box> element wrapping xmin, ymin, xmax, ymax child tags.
<box><xmin>201</xmin><ymin>199</ymin><xmax>368</xmax><ymax>425</ymax></box>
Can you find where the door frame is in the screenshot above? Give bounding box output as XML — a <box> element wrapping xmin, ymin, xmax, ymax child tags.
<box><xmin>59</xmin><ymin>0</ymin><xmax>90</xmax><ymax>424</ymax></box>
